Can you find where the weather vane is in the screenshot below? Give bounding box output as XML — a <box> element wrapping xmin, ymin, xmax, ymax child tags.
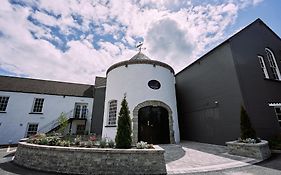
<box><xmin>136</xmin><ymin>41</ymin><xmax>146</xmax><ymax>52</ymax></box>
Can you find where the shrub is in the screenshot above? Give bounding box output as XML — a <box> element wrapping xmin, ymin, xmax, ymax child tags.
<box><xmin>108</xmin><ymin>139</ymin><xmax>115</xmax><ymax>148</ymax></box>
<box><xmin>47</xmin><ymin>136</ymin><xmax>60</xmax><ymax>146</ymax></box>
<box><xmin>38</xmin><ymin>137</ymin><xmax>48</xmax><ymax>145</ymax></box>
<box><xmin>74</xmin><ymin>136</ymin><xmax>81</xmax><ymax>145</ymax></box>
<box><xmin>136</xmin><ymin>141</ymin><xmax>154</xmax><ymax>149</ymax></box>
<box><xmin>240</xmin><ymin>106</ymin><xmax>259</xmax><ymax>142</ymax></box>
<box><xmin>269</xmin><ymin>133</ymin><xmax>281</xmax><ymax>150</ymax></box>
<box><xmin>99</xmin><ymin>138</ymin><xmax>107</xmax><ymax>148</ymax></box>
<box><xmin>136</xmin><ymin>141</ymin><xmax>147</xmax><ymax>149</ymax></box>
<box><xmin>57</xmin><ymin>113</ymin><xmax>68</xmax><ymax>136</ymax></box>
<box><xmin>59</xmin><ymin>140</ymin><xmax>71</xmax><ymax>147</ymax></box>
<box><xmin>115</xmin><ymin>96</ymin><xmax>132</xmax><ymax>149</ymax></box>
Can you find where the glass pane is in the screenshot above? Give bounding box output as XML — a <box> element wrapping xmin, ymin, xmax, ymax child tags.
<box><xmin>81</xmin><ymin>105</ymin><xmax>87</xmax><ymax>118</ymax></box>
<box><xmin>75</xmin><ymin>105</ymin><xmax>81</xmax><ymax>118</ymax></box>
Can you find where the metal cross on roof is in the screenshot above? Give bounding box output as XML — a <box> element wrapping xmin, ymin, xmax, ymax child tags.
<box><xmin>136</xmin><ymin>41</ymin><xmax>145</xmax><ymax>52</ymax></box>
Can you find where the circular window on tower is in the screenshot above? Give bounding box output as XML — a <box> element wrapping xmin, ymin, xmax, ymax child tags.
<box><xmin>148</xmin><ymin>80</ymin><xmax>161</xmax><ymax>90</ymax></box>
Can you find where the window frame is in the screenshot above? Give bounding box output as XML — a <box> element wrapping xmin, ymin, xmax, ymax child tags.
<box><xmin>265</xmin><ymin>48</ymin><xmax>281</xmax><ymax>80</ymax></box>
<box><xmin>26</xmin><ymin>123</ymin><xmax>39</xmax><ymax>137</ymax></box>
<box><xmin>0</xmin><ymin>96</ymin><xmax>9</xmax><ymax>112</ymax></box>
<box><xmin>258</xmin><ymin>55</ymin><xmax>269</xmax><ymax>79</ymax></box>
<box><xmin>31</xmin><ymin>98</ymin><xmax>44</xmax><ymax>113</ymax></box>
<box><xmin>107</xmin><ymin>100</ymin><xmax>117</xmax><ymax>126</ymax></box>
<box><xmin>274</xmin><ymin>106</ymin><xmax>281</xmax><ymax>127</ymax></box>
<box><xmin>74</xmin><ymin>103</ymin><xmax>88</xmax><ymax>119</ymax></box>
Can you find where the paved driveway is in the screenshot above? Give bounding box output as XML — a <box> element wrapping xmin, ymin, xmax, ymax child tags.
<box><xmin>161</xmin><ymin>141</ymin><xmax>281</xmax><ymax>175</ymax></box>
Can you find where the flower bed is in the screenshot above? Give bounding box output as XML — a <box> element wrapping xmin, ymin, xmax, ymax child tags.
<box><xmin>14</xmin><ymin>142</ymin><xmax>166</xmax><ymax>175</ymax></box>
<box><xmin>226</xmin><ymin>140</ymin><xmax>271</xmax><ymax>160</ymax></box>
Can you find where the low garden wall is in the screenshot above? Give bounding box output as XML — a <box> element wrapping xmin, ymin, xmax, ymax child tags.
<box><xmin>226</xmin><ymin>140</ymin><xmax>271</xmax><ymax>160</ymax></box>
<box><xmin>14</xmin><ymin>142</ymin><xmax>167</xmax><ymax>175</ymax></box>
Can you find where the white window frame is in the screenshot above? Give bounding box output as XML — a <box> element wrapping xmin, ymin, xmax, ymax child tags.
<box><xmin>258</xmin><ymin>56</ymin><xmax>269</xmax><ymax>79</ymax></box>
<box><xmin>26</xmin><ymin>123</ymin><xmax>39</xmax><ymax>137</ymax></box>
<box><xmin>265</xmin><ymin>48</ymin><xmax>281</xmax><ymax>80</ymax></box>
<box><xmin>107</xmin><ymin>100</ymin><xmax>117</xmax><ymax>126</ymax></box>
<box><xmin>274</xmin><ymin>106</ymin><xmax>281</xmax><ymax>127</ymax></box>
<box><xmin>269</xmin><ymin>103</ymin><xmax>281</xmax><ymax>127</ymax></box>
<box><xmin>74</xmin><ymin>103</ymin><xmax>88</xmax><ymax>119</ymax></box>
<box><xmin>31</xmin><ymin>98</ymin><xmax>44</xmax><ymax>113</ymax></box>
<box><xmin>0</xmin><ymin>96</ymin><xmax>9</xmax><ymax>112</ymax></box>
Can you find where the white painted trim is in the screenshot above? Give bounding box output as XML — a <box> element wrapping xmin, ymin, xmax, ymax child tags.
<box><xmin>265</xmin><ymin>48</ymin><xmax>281</xmax><ymax>80</ymax></box>
<box><xmin>107</xmin><ymin>99</ymin><xmax>117</xmax><ymax>126</ymax></box>
<box><xmin>258</xmin><ymin>56</ymin><xmax>269</xmax><ymax>79</ymax></box>
<box><xmin>268</xmin><ymin>103</ymin><xmax>281</xmax><ymax>107</ymax></box>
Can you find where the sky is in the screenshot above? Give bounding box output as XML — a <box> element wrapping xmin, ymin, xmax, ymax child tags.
<box><xmin>0</xmin><ymin>0</ymin><xmax>280</xmax><ymax>85</ymax></box>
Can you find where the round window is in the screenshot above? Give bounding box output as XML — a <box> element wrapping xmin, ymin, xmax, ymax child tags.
<box><xmin>148</xmin><ymin>80</ymin><xmax>161</xmax><ymax>90</ymax></box>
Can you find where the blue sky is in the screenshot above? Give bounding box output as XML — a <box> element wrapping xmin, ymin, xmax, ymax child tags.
<box><xmin>0</xmin><ymin>0</ymin><xmax>280</xmax><ymax>84</ymax></box>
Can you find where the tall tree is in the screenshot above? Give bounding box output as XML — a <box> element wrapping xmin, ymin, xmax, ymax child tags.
<box><xmin>115</xmin><ymin>96</ymin><xmax>132</xmax><ymax>148</ymax></box>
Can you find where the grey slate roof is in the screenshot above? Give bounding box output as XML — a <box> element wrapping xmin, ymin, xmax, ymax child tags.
<box><xmin>0</xmin><ymin>75</ymin><xmax>94</xmax><ymax>98</ymax></box>
<box><xmin>130</xmin><ymin>52</ymin><xmax>151</xmax><ymax>60</ymax></box>
<box><xmin>107</xmin><ymin>52</ymin><xmax>174</xmax><ymax>74</ymax></box>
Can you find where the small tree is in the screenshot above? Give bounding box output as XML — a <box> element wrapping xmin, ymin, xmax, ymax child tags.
<box><xmin>240</xmin><ymin>106</ymin><xmax>257</xmax><ymax>140</ymax></box>
<box><xmin>58</xmin><ymin>112</ymin><xmax>68</xmax><ymax>135</ymax></box>
<box><xmin>115</xmin><ymin>96</ymin><xmax>132</xmax><ymax>148</ymax></box>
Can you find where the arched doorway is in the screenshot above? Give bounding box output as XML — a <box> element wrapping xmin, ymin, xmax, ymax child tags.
<box><xmin>138</xmin><ymin>106</ymin><xmax>170</xmax><ymax>144</ymax></box>
<box><xmin>132</xmin><ymin>100</ymin><xmax>175</xmax><ymax>145</ymax></box>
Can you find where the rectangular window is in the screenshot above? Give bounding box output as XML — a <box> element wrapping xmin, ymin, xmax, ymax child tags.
<box><xmin>26</xmin><ymin>123</ymin><xmax>39</xmax><ymax>137</ymax></box>
<box><xmin>258</xmin><ymin>56</ymin><xmax>269</xmax><ymax>78</ymax></box>
<box><xmin>32</xmin><ymin>98</ymin><xmax>44</xmax><ymax>113</ymax></box>
<box><xmin>108</xmin><ymin>100</ymin><xmax>117</xmax><ymax>126</ymax></box>
<box><xmin>76</xmin><ymin>124</ymin><xmax>86</xmax><ymax>135</ymax></box>
<box><xmin>0</xmin><ymin>96</ymin><xmax>9</xmax><ymax>112</ymax></box>
<box><xmin>74</xmin><ymin>103</ymin><xmax>88</xmax><ymax>118</ymax></box>
<box><xmin>274</xmin><ymin>107</ymin><xmax>281</xmax><ymax>127</ymax></box>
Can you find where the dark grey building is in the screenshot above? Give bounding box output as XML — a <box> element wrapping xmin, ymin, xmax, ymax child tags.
<box><xmin>91</xmin><ymin>77</ymin><xmax>106</xmax><ymax>135</ymax></box>
<box><xmin>176</xmin><ymin>19</ymin><xmax>281</xmax><ymax>145</ymax></box>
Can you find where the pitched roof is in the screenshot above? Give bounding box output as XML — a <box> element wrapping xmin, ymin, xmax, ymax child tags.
<box><xmin>0</xmin><ymin>75</ymin><xmax>94</xmax><ymax>98</ymax></box>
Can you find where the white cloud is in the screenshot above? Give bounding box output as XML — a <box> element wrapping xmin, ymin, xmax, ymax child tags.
<box><xmin>0</xmin><ymin>0</ymin><xmax>264</xmax><ymax>84</ymax></box>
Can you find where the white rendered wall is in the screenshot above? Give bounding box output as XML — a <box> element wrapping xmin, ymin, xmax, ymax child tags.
<box><xmin>102</xmin><ymin>64</ymin><xmax>180</xmax><ymax>143</ymax></box>
<box><xmin>0</xmin><ymin>91</ymin><xmax>93</xmax><ymax>145</ymax></box>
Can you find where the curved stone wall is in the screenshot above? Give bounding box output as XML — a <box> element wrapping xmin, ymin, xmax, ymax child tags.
<box><xmin>14</xmin><ymin>142</ymin><xmax>166</xmax><ymax>175</ymax></box>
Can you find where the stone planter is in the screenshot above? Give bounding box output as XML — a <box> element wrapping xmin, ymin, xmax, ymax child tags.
<box><xmin>226</xmin><ymin>140</ymin><xmax>271</xmax><ymax>160</ymax></box>
<box><xmin>14</xmin><ymin>142</ymin><xmax>167</xmax><ymax>175</ymax></box>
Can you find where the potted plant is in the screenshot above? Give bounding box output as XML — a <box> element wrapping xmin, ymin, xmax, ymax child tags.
<box><xmin>226</xmin><ymin>106</ymin><xmax>271</xmax><ymax>160</ymax></box>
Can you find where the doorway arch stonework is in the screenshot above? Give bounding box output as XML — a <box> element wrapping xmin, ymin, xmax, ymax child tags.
<box><xmin>132</xmin><ymin>100</ymin><xmax>175</xmax><ymax>145</ymax></box>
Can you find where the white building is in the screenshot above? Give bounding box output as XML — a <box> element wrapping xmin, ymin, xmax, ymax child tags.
<box><xmin>102</xmin><ymin>52</ymin><xmax>180</xmax><ymax>144</ymax></box>
<box><xmin>0</xmin><ymin>51</ymin><xmax>180</xmax><ymax>146</ymax></box>
<box><xmin>0</xmin><ymin>76</ymin><xmax>94</xmax><ymax>145</ymax></box>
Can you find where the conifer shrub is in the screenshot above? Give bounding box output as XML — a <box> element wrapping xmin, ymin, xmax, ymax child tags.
<box><xmin>240</xmin><ymin>106</ymin><xmax>260</xmax><ymax>143</ymax></box>
<box><xmin>115</xmin><ymin>96</ymin><xmax>132</xmax><ymax>148</ymax></box>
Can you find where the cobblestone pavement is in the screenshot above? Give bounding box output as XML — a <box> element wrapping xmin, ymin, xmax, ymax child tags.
<box><xmin>0</xmin><ymin>142</ymin><xmax>280</xmax><ymax>175</ymax></box>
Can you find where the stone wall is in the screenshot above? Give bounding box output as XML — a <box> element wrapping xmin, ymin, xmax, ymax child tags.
<box><xmin>226</xmin><ymin>140</ymin><xmax>271</xmax><ymax>160</ymax></box>
<box><xmin>14</xmin><ymin>142</ymin><xmax>167</xmax><ymax>175</ymax></box>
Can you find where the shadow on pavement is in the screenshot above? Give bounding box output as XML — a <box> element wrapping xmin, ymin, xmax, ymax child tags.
<box><xmin>159</xmin><ymin>144</ymin><xmax>186</xmax><ymax>163</ymax></box>
<box><xmin>255</xmin><ymin>153</ymin><xmax>281</xmax><ymax>171</ymax></box>
<box><xmin>3</xmin><ymin>152</ymin><xmax>15</xmax><ymax>158</ymax></box>
<box><xmin>0</xmin><ymin>161</ymin><xmax>60</xmax><ymax>175</ymax></box>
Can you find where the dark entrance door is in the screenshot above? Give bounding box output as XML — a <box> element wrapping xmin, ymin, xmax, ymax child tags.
<box><xmin>138</xmin><ymin>106</ymin><xmax>170</xmax><ymax>144</ymax></box>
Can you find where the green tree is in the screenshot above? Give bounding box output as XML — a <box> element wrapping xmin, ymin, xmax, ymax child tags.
<box><xmin>240</xmin><ymin>106</ymin><xmax>257</xmax><ymax>140</ymax></box>
<box><xmin>115</xmin><ymin>96</ymin><xmax>132</xmax><ymax>148</ymax></box>
<box><xmin>58</xmin><ymin>112</ymin><xmax>68</xmax><ymax>135</ymax></box>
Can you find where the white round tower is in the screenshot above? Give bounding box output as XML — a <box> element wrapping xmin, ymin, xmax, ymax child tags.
<box><xmin>102</xmin><ymin>52</ymin><xmax>180</xmax><ymax>144</ymax></box>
